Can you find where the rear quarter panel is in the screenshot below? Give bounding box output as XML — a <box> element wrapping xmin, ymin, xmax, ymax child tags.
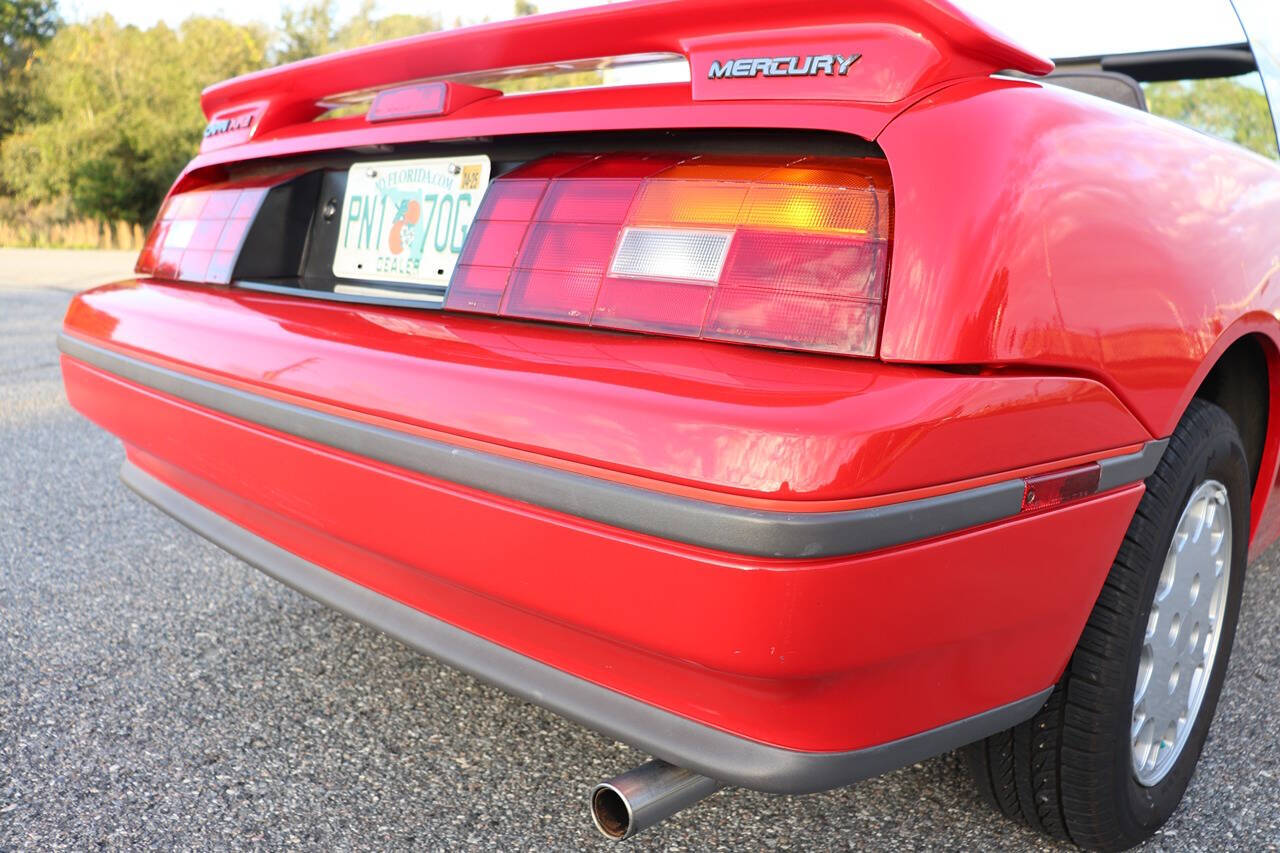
<box><xmin>877</xmin><ymin>77</ymin><xmax>1280</xmax><ymax>547</ymax></box>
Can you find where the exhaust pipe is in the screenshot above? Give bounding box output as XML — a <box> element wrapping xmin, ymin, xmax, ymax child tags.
<box><xmin>590</xmin><ymin>759</ymin><xmax>724</xmax><ymax>840</ymax></box>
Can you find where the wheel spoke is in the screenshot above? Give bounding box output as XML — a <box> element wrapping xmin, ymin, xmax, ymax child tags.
<box><xmin>1131</xmin><ymin>480</ymin><xmax>1232</xmax><ymax>787</ymax></box>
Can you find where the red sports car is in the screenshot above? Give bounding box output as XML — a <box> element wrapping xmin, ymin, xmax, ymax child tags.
<box><xmin>59</xmin><ymin>0</ymin><xmax>1280</xmax><ymax>848</ymax></box>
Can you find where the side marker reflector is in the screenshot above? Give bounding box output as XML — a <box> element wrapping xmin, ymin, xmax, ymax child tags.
<box><xmin>1021</xmin><ymin>464</ymin><xmax>1103</xmax><ymax>513</ymax></box>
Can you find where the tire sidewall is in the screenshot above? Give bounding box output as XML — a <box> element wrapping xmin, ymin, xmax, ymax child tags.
<box><xmin>1116</xmin><ymin>411</ymin><xmax>1250</xmax><ymax>838</ymax></box>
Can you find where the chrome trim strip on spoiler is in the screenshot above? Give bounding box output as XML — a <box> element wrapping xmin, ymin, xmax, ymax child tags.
<box><xmin>60</xmin><ymin>333</ymin><xmax>1165</xmax><ymax>559</ymax></box>
<box><xmin>121</xmin><ymin>457</ymin><xmax>1054</xmax><ymax>794</ymax></box>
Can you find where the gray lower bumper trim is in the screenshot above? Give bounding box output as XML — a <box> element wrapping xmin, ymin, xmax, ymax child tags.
<box><xmin>122</xmin><ymin>459</ymin><xmax>1052</xmax><ymax>794</ymax></box>
<box><xmin>61</xmin><ymin>334</ymin><xmax>1163</xmax><ymax>560</ymax></box>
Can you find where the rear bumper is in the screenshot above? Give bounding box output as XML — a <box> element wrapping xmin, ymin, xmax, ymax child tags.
<box><xmin>60</xmin><ymin>331</ymin><xmax>1154</xmax><ymax>782</ymax></box>
<box><xmin>123</xmin><ymin>458</ymin><xmax>1051</xmax><ymax>793</ymax></box>
<box><xmin>58</xmin><ymin>281</ymin><xmax>1161</xmax><ymax>791</ymax></box>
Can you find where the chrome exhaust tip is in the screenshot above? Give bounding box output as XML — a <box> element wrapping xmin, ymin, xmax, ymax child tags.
<box><xmin>590</xmin><ymin>759</ymin><xmax>723</xmax><ymax>841</ymax></box>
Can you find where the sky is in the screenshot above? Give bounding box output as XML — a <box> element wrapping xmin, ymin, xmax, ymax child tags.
<box><xmin>60</xmin><ymin>0</ymin><xmax>1249</xmax><ymax>59</ymax></box>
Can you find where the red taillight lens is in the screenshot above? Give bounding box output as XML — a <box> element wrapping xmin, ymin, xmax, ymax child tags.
<box><xmin>444</xmin><ymin>154</ymin><xmax>892</xmax><ymax>357</ymax></box>
<box><xmin>366</xmin><ymin>81</ymin><xmax>501</xmax><ymax>123</ymax></box>
<box><xmin>137</xmin><ymin>174</ymin><xmax>289</xmax><ymax>284</ymax></box>
<box><xmin>1021</xmin><ymin>464</ymin><xmax>1102</xmax><ymax>513</ymax></box>
<box><xmin>367</xmin><ymin>82</ymin><xmax>448</xmax><ymax>122</ymax></box>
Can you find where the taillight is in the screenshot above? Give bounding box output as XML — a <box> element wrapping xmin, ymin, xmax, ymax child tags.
<box><xmin>137</xmin><ymin>174</ymin><xmax>290</xmax><ymax>284</ymax></box>
<box><xmin>446</xmin><ymin>153</ymin><xmax>892</xmax><ymax>357</ymax></box>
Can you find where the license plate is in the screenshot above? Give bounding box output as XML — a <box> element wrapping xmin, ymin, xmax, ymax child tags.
<box><xmin>332</xmin><ymin>155</ymin><xmax>491</xmax><ymax>289</ymax></box>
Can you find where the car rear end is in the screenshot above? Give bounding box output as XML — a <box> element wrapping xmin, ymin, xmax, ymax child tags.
<box><xmin>59</xmin><ymin>0</ymin><xmax>1163</xmax><ymax>805</ymax></box>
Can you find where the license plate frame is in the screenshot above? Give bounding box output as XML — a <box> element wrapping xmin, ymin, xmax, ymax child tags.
<box><xmin>332</xmin><ymin>154</ymin><xmax>491</xmax><ymax>290</ymax></box>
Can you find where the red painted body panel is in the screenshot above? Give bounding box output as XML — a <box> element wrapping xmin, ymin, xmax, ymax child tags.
<box><xmin>62</xmin><ymin>352</ymin><xmax>1142</xmax><ymax>751</ymax></box>
<box><xmin>64</xmin><ymin>281</ymin><xmax>1150</xmax><ymax>503</ymax></box>
<box><xmin>877</xmin><ymin>78</ymin><xmax>1280</xmax><ymax>547</ymax></box>
<box><xmin>879</xmin><ymin>79</ymin><xmax>1280</xmax><ymax>432</ymax></box>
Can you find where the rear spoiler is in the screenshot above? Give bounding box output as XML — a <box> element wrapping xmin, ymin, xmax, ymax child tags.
<box><xmin>200</xmin><ymin>0</ymin><xmax>1052</xmax><ymax>151</ymax></box>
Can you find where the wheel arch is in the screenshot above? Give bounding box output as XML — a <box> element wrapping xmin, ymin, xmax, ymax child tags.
<box><xmin>1179</xmin><ymin>318</ymin><xmax>1280</xmax><ymax>548</ymax></box>
<box><xmin>1194</xmin><ymin>334</ymin><xmax>1271</xmax><ymax>491</ymax></box>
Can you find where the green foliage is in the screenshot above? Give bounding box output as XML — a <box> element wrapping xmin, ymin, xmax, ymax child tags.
<box><xmin>1145</xmin><ymin>76</ymin><xmax>1280</xmax><ymax>161</ymax></box>
<box><xmin>0</xmin><ymin>2</ymin><xmax>440</xmax><ymax>227</ymax></box>
<box><xmin>0</xmin><ymin>0</ymin><xmax>59</xmax><ymax>139</ymax></box>
<box><xmin>275</xmin><ymin>0</ymin><xmax>438</xmax><ymax>64</ymax></box>
<box><xmin>274</xmin><ymin>0</ymin><xmax>337</xmax><ymax>63</ymax></box>
<box><xmin>0</xmin><ymin>15</ymin><xmax>269</xmax><ymax>223</ymax></box>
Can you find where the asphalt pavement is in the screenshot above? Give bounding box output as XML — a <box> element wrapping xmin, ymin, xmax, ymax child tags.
<box><xmin>1</xmin><ymin>253</ymin><xmax>1277</xmax><ymax>850</ymax></box>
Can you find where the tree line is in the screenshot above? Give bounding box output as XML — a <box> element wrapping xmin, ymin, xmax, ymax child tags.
<box><xmin>0</xmin><ymin>0</ymin><xmax>483</xmax><ymax>234</ymax></box>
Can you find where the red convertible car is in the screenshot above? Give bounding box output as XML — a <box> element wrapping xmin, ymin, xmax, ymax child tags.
<box><xmin>59</xmin><ymin>0</ymin><xmax>1280</xmax><ymax>848</ymax></box>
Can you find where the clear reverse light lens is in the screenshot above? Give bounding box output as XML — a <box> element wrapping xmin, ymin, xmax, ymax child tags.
<box><xmin>608</xmin><ymin>227</ymin><xmax>733</xmax><ymax>282</ymax></box>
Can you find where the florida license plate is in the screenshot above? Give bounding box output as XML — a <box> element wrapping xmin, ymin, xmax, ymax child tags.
<box><xmin>332</xmin><ymin>155</ymin><xmax>491</xmax><ymax>288</ymax></box>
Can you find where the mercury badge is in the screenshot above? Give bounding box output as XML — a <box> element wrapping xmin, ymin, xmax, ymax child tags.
<box><xmin>707</xmin><ymin>53</ymin><xmax>861</xmax><ymax>79</ymax></box>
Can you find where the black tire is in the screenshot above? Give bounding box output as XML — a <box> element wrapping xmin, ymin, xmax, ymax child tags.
<box><xmin>965</xmin><ymin>398</ymin><xmax>1250</xmax><ymax>851</ymax></box>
